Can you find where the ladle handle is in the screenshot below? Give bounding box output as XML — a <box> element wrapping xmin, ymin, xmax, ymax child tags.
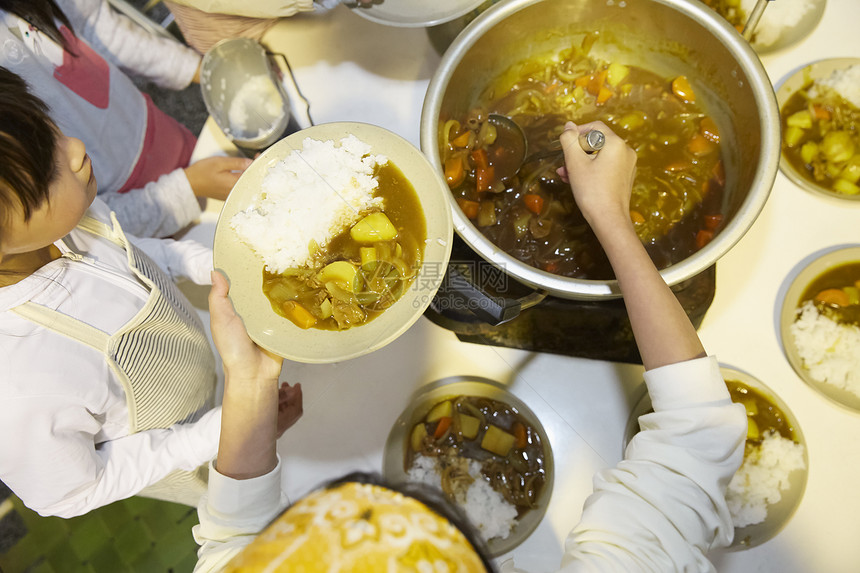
<box><xmin>523</xmin><ymin>130</ymin><xmax>604</xmax><ymax>165</ymax></box>
<box><xmin>579</xmin><ymin>130</ymin><xmax>605</xmax><ymax>154</ymax></box>
<box><xmin>441</xmin><ymin>266</ymin><xmax>546</xmax><ymax>326</ymax></box>
<box><xmin>742</xmin><ymin>0</ymin><xmax>772</xmax><ymax>41</ymax></box>
<box><xmin>268</xmin><ymin>52</ymin><xmax>313</xmax><ymax>128</ymax></box>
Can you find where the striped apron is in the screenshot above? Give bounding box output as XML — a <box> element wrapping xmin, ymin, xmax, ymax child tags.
<box><xmin>11</xmin><ymin>214</ymin><xmax>216</xmax><ymax>507</ymax></box>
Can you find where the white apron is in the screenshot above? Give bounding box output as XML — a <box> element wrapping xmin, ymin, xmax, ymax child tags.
<box><xmin>12</xmin><ymin>214</ymin><xmax>215</xmax><ymax>507</ymax></box>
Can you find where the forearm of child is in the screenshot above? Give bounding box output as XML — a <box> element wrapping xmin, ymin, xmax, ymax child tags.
<box><xmin>216</xmin><ymin>372</ymin><xmax>279</xmax><ymax>480</ymax></box>
<box><xmin>208</xmin><ymin>271</ymin><xmax>284</xmax><ymax>480</ymax></box>
<box><xmin>559</xmin><ymin>121</ymin><xmax>705</xmax><ymax>371</ymax></box>
<box><xmin>592</xmin><ymin>218</ymin><xmax>705</xmax><ymax>371</ymax></box>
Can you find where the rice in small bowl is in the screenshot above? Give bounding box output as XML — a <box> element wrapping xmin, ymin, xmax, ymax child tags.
<box><xmin>700</xmin><ymin>0</ymin><xmax>826</xmax><ymax>54</ymax></box>
<box><xmin>623</xmin><ymin>367</ymin><xmax>808</xmax><ymax>549</ymax></box>
<box><xmin>382</xmin><ymin>376</ymin><xmax>554</xmax><ymax>557</ymax></box>
<box><xmin>780</xmin><ymin>246</ymin><xmax>860</xmax><ymax>411</ymax></box>
<box><xmin>214</xmin><ymin>122</ymin><xmax>453</xmax><ymax>363</ymax></box>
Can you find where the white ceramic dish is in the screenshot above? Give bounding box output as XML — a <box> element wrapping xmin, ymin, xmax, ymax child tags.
<box><xmin>779</xmin><ymin>246</ymin><xmax>860</xmax><ymax>411</ymax></box>
<box><xmin>382</xmin><ymin>376</ymin><xmax>554</xmax><ymax>557</ymax></box>
<box><xmin>213</xmin><ymin>122</ymin><xmax>453</xmax><ymax>363</ymax></box>
<box><xmin>348</xmin><ymin>0</ymin><xmax>487</xmax><ymax>28</ymax></box>
<box><xmin>776</xmin><ymin>57</ymin><xmax>860</xmax><ymax>202</ymax></box>
<box><xmin>624</xmin><ymin>367</ymin><xmax>808</xmax><ymax>550</ymax></box>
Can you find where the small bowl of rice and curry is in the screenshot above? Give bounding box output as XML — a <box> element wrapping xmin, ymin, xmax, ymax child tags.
<box><xmin>624</xmin><ymin>367</ymin><xmax>808</xmax><ymax>550</ymax></box>
<box><xmin>777</xmin><ymin>58</ymin><xmax>860</xmax><ymax>201</ymax></box>
<box><xmin>780</xmin><ymin>246</ymin><xmax>860</xmax><ymax>411</ymax></box>
<box><xmin>382</xmin><ymin>376</ymin><xmax>554</xmax><ymax>557</ymax></box>
<box><xmin>213</xmin><ymin>122</ymin><xmax>453</xmax><ymax>363</ymax></box>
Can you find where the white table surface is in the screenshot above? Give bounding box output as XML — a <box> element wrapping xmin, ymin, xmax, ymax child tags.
<box><xmin>182</xmin><ymin>2</ymin><xmax>860</xmax><ymax>571</ymax></box>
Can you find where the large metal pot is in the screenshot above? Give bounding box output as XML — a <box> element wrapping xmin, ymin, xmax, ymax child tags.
<box><xmin>421</xmin><ymin>0</ymin><xmax>780</xmax><ymax>300</ymax></box>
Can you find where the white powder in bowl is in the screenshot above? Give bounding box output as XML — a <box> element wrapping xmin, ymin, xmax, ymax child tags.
<box><xmin>227</xmin><ymin>75</ymin><xmax>288</xmax><ymax>139</ymax></box>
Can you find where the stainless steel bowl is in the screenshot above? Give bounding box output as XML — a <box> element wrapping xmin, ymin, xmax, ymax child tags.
<box><xmin>382</xmin><ymin>376</ymin><xmax>554</xmax><ymax>556</ymax></box>
<box><xmin>421</xmin><ymin>0</ymin><xmax>780</xmax><ymax>300</ymax></box>
<box><xmin>623</xmin><ymin>367</ymin><xmax>808</xmax><ymax>550</ymax></box>
<box><xmin>200</xmin><ymin>38</ymin><xmax>291</xmax><ymax>151</ymax></box>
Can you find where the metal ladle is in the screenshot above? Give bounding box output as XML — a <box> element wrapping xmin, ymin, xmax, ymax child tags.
<box><xmin>487</xmin><ymin>113</ymin><xmax>605</xmax><ymax>174</ymax></box>
<box><xmin>742</xmin><ymin>0</ymin><xmax>772</xmax><ymax>41</ymax></box>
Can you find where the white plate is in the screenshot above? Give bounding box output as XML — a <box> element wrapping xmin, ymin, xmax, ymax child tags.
<box><xmin>348</xmin><ymin>0</ymin><xmax>488</xmax><ymax>28</ymax></box>
<box><xmin>213</xmin><ymin>122</ymin><xmax>453</xmax><ymax>363</ymax></box>
<box><xmin>624</xmin><ymin>367</ymin><xmax>808</xmax><ymax>550</ymax></box>
<box><xmin>779</xmin><ymin>246</ymin><xmax>860</xmax><ymax>411</ymax></box>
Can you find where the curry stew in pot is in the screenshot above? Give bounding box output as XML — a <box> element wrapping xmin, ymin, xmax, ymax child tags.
<box><xmin>439</xmin><ymin>33</ymin><xmax>727</xmax><ymax>280</ymax></box>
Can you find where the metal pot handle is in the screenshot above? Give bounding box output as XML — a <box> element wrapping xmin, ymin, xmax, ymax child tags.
<box><xmin>442</xmin><ymin>265</ymin><xmax>547</xmax><ymax>326</ymax></box>
<box><xmin>268</xmin><ymin>52</ymin><xmax>313</xmax><ymax>129</ymax></box>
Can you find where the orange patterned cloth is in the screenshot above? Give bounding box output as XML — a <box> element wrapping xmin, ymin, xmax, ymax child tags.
<box><xmin>223</xmin><ymin>482</ymin><xmax>486</xmax><ymax>572</ymax></box>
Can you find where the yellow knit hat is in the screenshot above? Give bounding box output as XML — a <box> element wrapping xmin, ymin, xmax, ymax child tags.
<box><xmin>223</xmin><ymin>481</ymin><xmax>487</xmax><ymax>572</ymax></box>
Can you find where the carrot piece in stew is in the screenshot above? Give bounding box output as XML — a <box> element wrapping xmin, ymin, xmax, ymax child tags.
<box><xmin>445</xmin><ymin>156</ymin><xmax>465</xmax><ymax>187</ymax></box>
<box><xmin>688</xmin><ymin>134</ymin><xmax>716</xmax><ymax>156</ymax></box>
<box><xmin>471</xmin><ymin>148</ymin><xmax>495</xmax><ymax>193</ymax></box>
<box><xmin>596</xmin><ymin>86</ymin><xmax>614</xmax><ymax>105</ymax></box>
<box><xmin>456</xmin><ymin>198</ymin><xmax>480</xmax><ymax>219</ymax></box>
<box><xmin>451</xmin><ymin>131</ymin><xmax>471</xmax><ymax>148</ymax></box>
<box><xmin>513</xmin><ymin>422</ymin><xmax>528</xmax><ymax>449</ymax></box>
<box><xmin>814</xmin><ymin>288</ymin><xmax>850</xmax><ymax>307</ymax></box>
<box><xmin>671</xmin><ymin>75</ymin><xmax>695</xmax><ymax>103</ymax></box>
<box><xmin>523</xmin><ymin>194</ymin><xmax>544</xmax><ymax>214</ymax></box>
<box><xmin>811</xmin><ymin>103</ymin><xmax>831</xmax><ymax>121</ymax></box>
<box><xmin>704</xmin><ymin>214</ymin><xmax>723</xmax><ymax>230</ymax></box>
<box><xmin>282</xmin><ymin>301</ymin><xmax>317</xmax><ymax>329</ymax></box>
<box><xmin>695</xmin><ymin>229</ymin><xmax>714</xmax><ymax>249</ymax></box>
<box><xmin>700</xmin><ymin>117</ymin><xmax>720</xmax><ymax>143</ymax></box>
<box><xmin>434</xmin><ymin>416</ymin><xmax>452</xmax><ymax>439</ymax></box>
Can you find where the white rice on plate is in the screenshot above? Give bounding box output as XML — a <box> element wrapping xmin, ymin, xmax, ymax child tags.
<box><xmin>808</xmin><ymin>63</ymin><xmax>860</xmax><ymax>109</ymax></box>
<box><xmin>726</xmin><ymin>431</ymin><xmax>806</xmax><ymax>528</ymax></box>
<box><xmin>231</xmin><ymin>135</ymin><xmax>388</xmax><ymax>274</ymax></box>
<box><xmin>789</xmin><ymin>300</ymin><xmax>860</xmax><ymax>397</ymax></box>
<box><xmin>740</xmin><ymin>0</ymin><xmax>817</xmax><ymax>48</ymax></box>
<box><xmin>407</xmin><ymin>454</ymin><xmax>518</xmax><ymax>541</ymax></box>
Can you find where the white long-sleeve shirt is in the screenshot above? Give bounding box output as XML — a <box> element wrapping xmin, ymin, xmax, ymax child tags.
<box><xmin>0</xmin><ymin>199</ymin><xmax>220</xmax><ymax>518</ymax></box>
<box><xmin>0</xmin><ymin>0</ymin><xmax>204</xmax><ymax>238</ymax></box>
<box><xmin>191</xmin><ymin>356</ymin><xmax>746</xmax><ymax>572</ymax></box>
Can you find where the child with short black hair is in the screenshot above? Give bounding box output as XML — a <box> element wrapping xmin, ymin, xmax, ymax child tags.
<box><xmin>0</xmin><ymin>66</ymin><xmax>222</xmax><ymax>518</ymax></box>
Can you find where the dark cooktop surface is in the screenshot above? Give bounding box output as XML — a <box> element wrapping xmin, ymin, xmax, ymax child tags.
<box><xmin>424</xmin><ymin>235</ymin><xmax>716</xmax><ymax>364</ymax></box>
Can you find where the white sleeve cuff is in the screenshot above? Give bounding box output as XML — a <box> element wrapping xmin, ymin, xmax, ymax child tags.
<box><xmin>207</xmin><ymin>457</ymin><xmax>284</xmax><ymax>518</ymax></box>
<box><xmin>644</xmin><ymin>355</ymin><xmax>730</xmax><ymax>411</ymax></box>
